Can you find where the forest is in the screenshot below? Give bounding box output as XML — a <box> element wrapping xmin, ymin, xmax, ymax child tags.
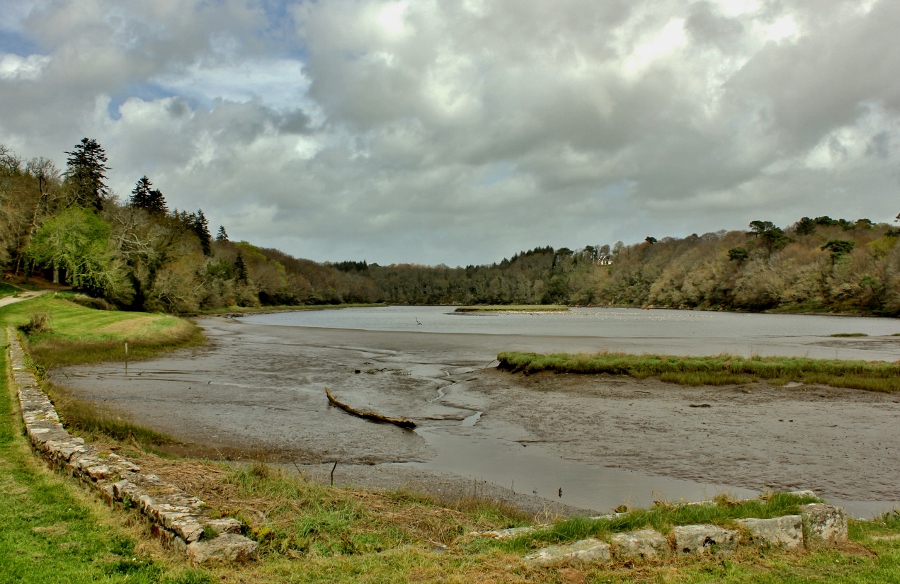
<box><xmin>2</xmin><ymin>139</ymin><xmax>899</xmax><ymax>315</ymax></box>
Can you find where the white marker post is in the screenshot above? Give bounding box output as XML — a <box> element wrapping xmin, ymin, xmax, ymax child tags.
<box><xmin>125</xmin><ymin>342</ymin><xmax>128</xmax><ymax>375</ymax></box>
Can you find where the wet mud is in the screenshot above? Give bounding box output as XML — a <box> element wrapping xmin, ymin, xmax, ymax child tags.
<box><xmin>55</xmin><ymin>317</ymin><xmax>900</xmax><ymax>517</ymax></box>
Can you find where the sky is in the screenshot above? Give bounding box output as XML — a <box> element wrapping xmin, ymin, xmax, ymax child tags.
<box><xmin>1</xmin><ymin>0</ymin><xmax>899</xmax><ymax>267</ymax></box>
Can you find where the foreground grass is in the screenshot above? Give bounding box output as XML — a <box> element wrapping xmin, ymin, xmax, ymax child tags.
<box><xmin>0</xmin><ymin>336</ymin><xmax>212</xmax><ymax>583</ymax></box>
<box><xmin>134</xmin><ymin>456</ymin><xmax>900</xmax><ymax>583</ymax></box>
<box><xmin>455</xmin><ymin>305</ymin><xmax>570</xmax><ymax>313</ymax></box>
<box><xmin>0</xmin><ymin>295</ymin><xmax>203</xmax><ymax>369</ymax></box>
<box><xmin>499</xmin><ymin>350</ymin><xmax>900</xmax><ymax>392</ymax></box>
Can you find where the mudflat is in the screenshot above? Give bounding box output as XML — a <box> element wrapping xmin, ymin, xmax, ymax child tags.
<box><xmin>55</xmin><ymin>317</ymin><xmax>900</xmax><ymax>516</ymax></box>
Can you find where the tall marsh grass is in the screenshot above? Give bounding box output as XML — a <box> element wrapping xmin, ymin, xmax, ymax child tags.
<box><xmin>498</xmin><ymin>351</ymin><xmax>900</xmax><ymax>392</ymax></box>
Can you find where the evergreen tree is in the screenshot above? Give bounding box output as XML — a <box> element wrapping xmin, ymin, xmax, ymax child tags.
<box><xmin>192</xmin><ymin>209</ymin><xmax>212</xmax><ymax>256</ymax></box>
<box><xmin>216</xmin><ymin>225</ymin><xmax>228</xmax><ymax>242</ymax></box>
<box><xmin>130</xmin><ymin>175</ymin><xmax>167</xmax><ymax>214</ymax></box>
<box><xmin>795</xmin><ymin>217</ymin><xmax>816</xmax><ymax>236</ymax></box>
<box><xmin>234</xmin><ymin>252</ymin><xmax>247</xmax><ymax>282</ymax></box>
<box><xmin>64</xmin><ymin>138</ymin><xmax>109</xmax><ymax>211</ymax></box>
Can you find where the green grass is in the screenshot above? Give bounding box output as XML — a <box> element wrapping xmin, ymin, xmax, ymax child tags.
<box><xmin>0</xmin><ymin>295</ymin><xmax>203</xmax><ymax>369</ymax></box>
<box><xmin>222</xmin><ymin>462</ymin><xmax>530</xmax><ymax>556</ymax></box>
<box><xmin>455</xmin><ymin>305</ymin><xmax>570</xmax><ymax>312</ymax></box>
<box><xmin>0</xmin><ymin>335</ymin><xmax>213</xmax><ymax>583</ymax></box>
<box><xmin>0</xmin><ymin>296</ymin><xmax>198</xmax><ymax>450</ymax></box>
<box><xmin>498</xmin><ymin>350</ymin><xmax>900</xmax><ymax>392</ymax></box>
<box><xmin>830</xmin><ymin>333</ymin><xmax>869</xmax><ymax>337</ymax></box>
<box><xmin>0</xmin><ymin>282</ymin><xmax>19</xmax><ymax>299</ymax></box>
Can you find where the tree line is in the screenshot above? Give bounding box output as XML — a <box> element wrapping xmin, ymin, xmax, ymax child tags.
<box><xmin>0</xmin><ymin>140</ymin><xmax>374</xmax><ymax>311</ymax></box>
<box><xmin>2</xmin><ymin>140</ymin><xmax>899</xmax><ymax>315</ymax></box>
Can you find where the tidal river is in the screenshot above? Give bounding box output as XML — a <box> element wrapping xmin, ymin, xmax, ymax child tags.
<box><xmin>57</xmin><ymin>307</ymin><xmax>900</xmax><ymax>518</ymax></box>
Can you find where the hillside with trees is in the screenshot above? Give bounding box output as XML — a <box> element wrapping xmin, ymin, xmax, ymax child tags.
<box><xmin>2</xmin><ymin>140</ymin><xmax>899</xmax><ymax>315</ymax></box>
<box><xmin>0</xmin><ymin>140</ymin><xmax>376</xmax><ymax>312</ymax></box>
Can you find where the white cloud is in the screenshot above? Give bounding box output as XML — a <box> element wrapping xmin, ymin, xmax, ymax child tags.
<box><xmin>0</xmin><ymin>53</ymin><xmax>50</xmax><ymax>80</ymax></box>
<box><xmin>1</xmin><ymin>0</ymin><xmax>899</xmax><ymax>265</ymax></box>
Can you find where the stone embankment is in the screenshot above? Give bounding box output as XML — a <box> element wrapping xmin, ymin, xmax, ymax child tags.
<box><xmin>5</xmin><ymin>327</ymin><xmax>257</xmax><ymax>567</ymax></box>
<box><xmin>474</xmin><ymin>495</ymin><xmax>848</xmax><ymax>567</ymax></box>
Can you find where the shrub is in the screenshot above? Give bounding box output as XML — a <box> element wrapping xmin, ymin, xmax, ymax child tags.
<box><xmin>21</xmin><ymin>311</ymin><xmax>52</xmax><ymax>334</ymax></box>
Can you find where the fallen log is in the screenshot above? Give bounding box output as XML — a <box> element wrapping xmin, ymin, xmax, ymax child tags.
<box><xmin>325</xmin><ymin>388</ymin><xmax>417</xmax><ymax>429</ymax></box>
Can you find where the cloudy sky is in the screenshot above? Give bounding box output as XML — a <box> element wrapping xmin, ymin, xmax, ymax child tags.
<box><xmin>1</xmin><ymin>0</ymin><xmax>898</xmax><ymax>266</ymax></box>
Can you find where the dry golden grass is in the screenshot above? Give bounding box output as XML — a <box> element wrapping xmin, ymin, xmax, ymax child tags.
<box><xmin>94</xmin><ymin>315</ymin><xmax>194</xmax><ymax>341</ymax></box>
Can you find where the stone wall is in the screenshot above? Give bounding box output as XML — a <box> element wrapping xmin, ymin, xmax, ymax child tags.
<box><xmin>5</xmin><ymin>327</ymin><xmax>258</xmax><ymax>567</ymax></box>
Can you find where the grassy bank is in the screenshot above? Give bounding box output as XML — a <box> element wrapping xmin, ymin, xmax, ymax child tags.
<box><xmin>0</xmin><ymin>295</ymin><xmax>199</xmax><ymax>448</ymax></box>
<box><xmin>1</xmin><ymin>334</ymin><xmax>212</xmax><ymax>583</ymax></box>
<box><xmin>95</xmin><ymin>455</ymin><xmax>900</xmax><ymax>582</ymax></box>
<box><xmin>498</xmin><ymin>350</ymin><xmax>900</xmax><ymax>392</ymax></box>
<box><xmin>0</xmin><ymin>295</ymin><xmax>203</xmax><ymax>370</ymax></box>
<box><xmin>455</xmin><ymin>305</ymin><xmax>570</xmax><ymax>313</ymax></box>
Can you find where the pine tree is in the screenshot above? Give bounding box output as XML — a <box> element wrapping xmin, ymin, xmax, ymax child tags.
<box><xmin>192</xmin><ymin>209</ymin><xmax>212</xmax><ymax>256</ymax></box>
<box><xmin>130</xmin><ymin>175</ymin><xmax>167</xmax><ymax>214</ymax></box>
<box><xmin>234</xmin><ymin>252</ymin><xmax>247</xmax><ymax>282</ymax></box>
<box><xmin>65</xmin><ymin>138</ymin><xmax>109</xmax><ymax>211</ymax></box>
<box><xmin>216</xmin><ymin>225</ymin><xmax>228</xmax><ymax>242</ymax></box>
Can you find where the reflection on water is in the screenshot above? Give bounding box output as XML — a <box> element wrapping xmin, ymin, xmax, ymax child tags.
<box><xmin>243</xmin><ymin>306</ymin><xmax>900</xmax><ymax>338</ymax></box>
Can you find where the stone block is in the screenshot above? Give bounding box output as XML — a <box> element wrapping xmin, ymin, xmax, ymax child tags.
<box><xmin>523</xmin><ymin>538</ymin><xmax>611</xmax><ymax>567</ymax></box>
<box><xmin>112</xmin><ymin>480</ymin><xmax>143</xmax><ymax>506</ymax></box>
<box><xmin>187</xmin><ymin>534</ymin><xmax>259</xmax><ymax>566</ymax></box>
<box><xmin>45</xmin><ymin>440</ymin><xmax>87</xmax><ymax>462</ymax></box>
<box><xmin>201</xmin><ymin>517</ymin><xmax>244</xmax><ymax>535</ymax></box>
<box><xmin>673</xmin><ymin>525</ymin><xmax>740</xmax><ymax>555</ymax></box>
<box><xmin>170</xmin><ymin>517</ymin><xmax>205</xmax><ymax>543</ymax></box>
<box><xmin>148</xmin><ymin>504</ymin><xmax>193</xmax><ymax>524</ymax></box>
<box><xmin>800</xmin><ymin>504</ymin><xmax>847</xmax><ymax>545</ymax></box>
<box><xmin>788</xmin><ymin>490</ymin><xmax>818</xmax><ymax>499</ymax></box>
<box><xmin>609</xmin><ymin>529</ymin><xmax>671</xmax><ymax>561</ymax></box>
<box><xmin>100</xmin><ymin>483</ymin><xmax>116</xmax><ymax>504</ymax></box>
<box><xmin>159</xmin><ymin>510</ymin><xmax>191</xmax><ymax>529</ymax></box>
<box><xmin>476</xmin><ymin>525</ymin><xmax>543</xmax><ymax>539</ymax></box>
<box><xmin>107</xmin><ymin>454</ymin><xmax>141</xmax><ymax>472</ymax></box>
<box><xmin>85</xmin><ymin>464</ymin><xmax>111</xmax><ymax>481</ymax></box>
<box><xmin>737</xmin><ymin>515</ymin><xmax>803</xmax><ymax>549</ymax></box>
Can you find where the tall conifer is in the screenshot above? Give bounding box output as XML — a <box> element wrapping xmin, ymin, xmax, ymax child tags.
<box><xmin>65</xmin><ymin>138</ymin><xmax>109</xmax><ymax>211</ymax></box>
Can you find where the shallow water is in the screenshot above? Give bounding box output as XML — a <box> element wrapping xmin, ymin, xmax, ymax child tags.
<box><xmin>243</xmin><ymin>306</ymin><xmax>900</xmax><ymax>338</ymax></box>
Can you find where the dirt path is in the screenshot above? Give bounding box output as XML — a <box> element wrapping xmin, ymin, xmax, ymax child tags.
<box><xmin>54</xmin><ymin>317</ymin><xmax>900</xmax><ymax>516</ymax></box>
<box><xmin>0</xmin><ymin>290</ymin><xmax>50</xmax><ymax>308</ymax></box>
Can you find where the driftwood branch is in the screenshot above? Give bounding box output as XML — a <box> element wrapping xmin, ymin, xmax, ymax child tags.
<box><xmin>325</xmin><ymin>387</ymin><xmax>416</xmax><ymax>430</ymax></box>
